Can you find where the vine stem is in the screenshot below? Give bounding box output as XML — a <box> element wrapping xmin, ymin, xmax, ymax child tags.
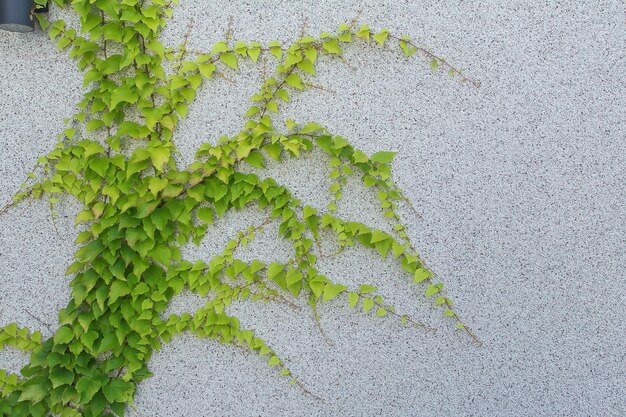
<box><xmin>412</xmin><ymin>254</ymin><xmax>484</xmax><ymax>346</ymax></box>
<box><xmin>387</xmin><ymin>34</ymin><xmax>481</xmax><ymax>87</ymax></box>
<box><xmin>293</xmin><ymin>378</ymin><xmax>323</xmax><ymax>401</ymax></box>
<box><xmin>101</xmin><ymin>10</ymin><xmax>113</xmax><ymax>155</ymax></box>
<box><xmin>248</xmin><ymin>281</ymin><xmax>301</xmax><ymax>311</ymax></box>
<box><xmin>444</xmin><ymin>299</ymin><xmax>483</xmax><ymax>347</ymax></box>
<box><xmin>48</xmin><ymin>198</ymin><xmax>63</xmax><ymax>241</ymax></box>
<box><xmin>308</xmin><ymin>295</ymin><xmax>334</xmax><ymax>346</ymax></box>
<box><xmin>24</xmin><ymin>309</ymin><xmax>54</xmax><ymax>336</ymax></box>
<box><xmin>0</xmin><ymin>199</ymin><xmax>17</xmax><ymax>216</ymax></box>
<box><xmin>262</xmin><ymin>292</ymin><xmax>301</xmax><ymax>311</ymax></box>
<box><xmin>299</xmin><ymin>17</ymin><xmax>309</xmax><ymax>38</ymax></box>
<box><xmin>192</xmin><ymin>215</ymin><xmax>303</xmax><ymax>312</ymax></box>
<box><xmin>260</xmin><ymin>65</ymin><xmax>296</xmax><ymax>118</ymax></box>
<box><xmin>360</xmin><ymin>294</ymin><xmax>437</xmax><ymax>334</ymax></box>
<box><xmin>304</xmin><ymin>82</ymin><xmax>337</xmax><ymax>94</ymax></box>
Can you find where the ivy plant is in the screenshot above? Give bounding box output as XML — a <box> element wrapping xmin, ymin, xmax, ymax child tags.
<box><xmin>0</xmin><ymin>1</ymin><xmax>481</xmax><ymax>415</ymax></box>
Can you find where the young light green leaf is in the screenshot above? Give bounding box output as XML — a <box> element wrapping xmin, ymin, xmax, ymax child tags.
<box><xmin>285</xmin><ymin>73</ymin><xmax>304</xmax><ymax>90</ymax></box>
<box><xmin>323</xmin><ymin>283</ymin><xmax>347</xmax><ymax>301</ymax></box>
<box><xmin>358</xmin><ymin>284</ymin><xmax>377</xmax><ymax>294</ymax></box>
<box><xmin>220</xmin><ymin>52</ymin><xmax>238</xmax><ymax>70</ymax></box>
<box><xmin>370</xmin><ymin>230</ymin><xmax>388</xmax><ymax>244</ymax></box>
<box><xmin>371</xmin><ymin>151</ymin><xmax>396</xmax><ymax>163</ymax></box>
<box><xmin>199</xmin><ymin>62</ymin><xmax>216</xmax><ymax>78</ymax></box>
<box><xmin>413</xmin><ymin>268</ymin><xmax>433</xmax><ymax>283</ymax></box>
<box><xmin>356</xmin><ymin>25</ymin><xmax>370</xmax><ymax>40</ymax></box>
<box><xmin>362</xmin><ymin>297</ymin><xmax>374</xmax><ymax>313</ymax></box>
<box><xmin>297</xmin><ymin>59</ymin><xmax>315</xmax><ymax>75</ymax></box>
<box><xmin>425</xmin><ymin>284</ymin><xmax>440</xmax><ymax>298</ymax></box>
<box><xmin>268</xmin><ymin>355</ymin><xmax>281</xmax><ymax>366</ymax></box>
<box><xmin>373</xmin><ymin>28</ymin><xmax>389</xmax><ymax>46</ymax></box>
<box><xmin>244</xmin><ymin>151</ymin><xmax>265</xmax><ymax>168</ymax></box>
<box><xmin>348</xmin><ymin>292</ymin><xmax>359</xmax><ymax>308</ymax></box>
<box><xmin>323</xmin><ymin>39</ymin><xmax>342</xmax><ymax>54</ymax></box>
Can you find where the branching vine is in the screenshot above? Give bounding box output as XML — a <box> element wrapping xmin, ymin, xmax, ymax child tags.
<box><xmin>0</xmin><ymin>0</ymin><xmax>481</xmax><ymax>415</ymax></box>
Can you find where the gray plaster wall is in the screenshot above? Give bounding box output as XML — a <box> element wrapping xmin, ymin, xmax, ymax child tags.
<box><xmin>1</xmin><ymin>1</ymin><xmax>625</xmax><ymax>416</ymax></box>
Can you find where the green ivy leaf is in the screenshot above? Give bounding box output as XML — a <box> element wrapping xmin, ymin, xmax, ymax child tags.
<box><xmin>199</xmin><ymin>62</ymin><xmax>216</xmax><ymax>78</ymax></box>
<box><xmin>285</xmin><ymin>73</ymin><xmax>304</xmax><ymax>90</ymax></box>
<box><xmin>80</xmin><ymin>330</ymin><xmax>99</xmax><ymax>351</ymax></box>
<box><xmin>267</xmin><ymin>263</ymin><xmax>284</xmax><ymax>280</ymax></box>
<box><xmin>373</xmin><ymin>28</ymin><xmax>389</xmax><ymax>46</ymax></box>
<box><xmin>356</xmin><ymin>25</ymin><xmax>370</xmax><ymax>40</ymax></box>
<box><xmin>220</xmin><ymin>52</ymin><xmax>238</xmax><ymax>70</ymax></box>
<box><xmin>244</xmin><ymin>106</ymin><xmax>259</xmax><ymax>118</ymax></box>
<box><xmin>149</xmin><ymin>146</ymin><xmax>170</xmax><ymax>172</ymax></box>
<box><xmin>305</xmin><ymin>275</ymin><xmax>324</xmax><ymax>299</ymax></box>
<box><xmin>148</xmin><ymin>177</ymin><xmax>169</xmax><ymax>194</ymax></box>
<box><xmin>303</xmin><ymin>205</ymin><xmax>317</xmax><ymax>219</ymax></box>
<box><xmin>371</xmin><ymin>151</ymin><xmax>396</xmax><ymax>163</ymax></box>
<box><xmin>110</xmin><ymin>85</ymin><xmax>138</xmax><ymax>109</ymax></box>
<box><xmin>212</xmin><ymin>41</ymin><xmax>229</xmax><ymax>54</ymax></box>
<box><xmin>53</xmin><ymin>326</ymin><xmax>74</xmax><ymax>345</ymax></box>
<box><xmin>149</xmin><ymin>246</ymin><xmax>172</xmax><ymax>265</ymax></box>
<box><xmin>413</xmin><ymin>268</ymin><xmax>432</xmax><ymax>283</ymax></box>
<box><xmin>86</xmin><ymin>119</ymin><xmax>105</xmax><ymax>132</ymax></box>
<box><xmin>244</xmin><ymin>150</ymin><xmax>265</xmax><ymax>168</ymax></box>
<box><xmin>265</xmin><ymin>143</ymin><xmax>282</xmax><ymax>160</ymax></box>
<box><xmin>425</xmin><ymin>284</ymin><xmax>440</xmax><ymax>298</ymax></box>
<box><xmin>370</xmin><ymin>230</ymin><xmax>388</xmax><ymax>244</ymax></box>
<box><xmin>348</xmin><ymin>292</ymin><xmax>359</xmax><ymax>308</ymax></box>
<box><xmin>83</xmin><ymin>141</ymin><xmax>105</xmax><ymax>158</ymax></box>
<box><xmin>267</xmin><ymin>356</ymin><xmax>281</xmax><ymax>366</ymax></box>
<box><xmin>233</xmin><ymin>41</ymin><xmax>248</xmax><ymax>56</ymax></box>
<box><xmin>297</xmin><ymin>59</ymin><xmax>315</xmax><ymax>75</ymax></box>
<box><xmin>285</xmin><ymin>52</ymin><xmax>302</xmax><ymax>67</ymax></box>
<box><xmin>90</xmin><ymin>158</ymin><xmax>109</xmax><ymax>177</ymax></box>
<box><xmin>197</xmin><ymin>207</ymin><xmax>214</xmax><ymax>224</ymax></box>
<box><xmin>50</xmin><ymin>366</ymin><xmax>74</xmax><ymax>389</ymax></box>
<box><xmin>358</xmin><ymin>284</ymin><xmax>377</xmax><ymax>294</ymax></box>
<box><xmin>18</xmin><ymin>380</ymin><xmax>49</xmax><ymax>402</ymax></box>
<box><xmin>248</xmin><ymin>42</ymin><xmax>261</xmax><ymax>62</ymax></box>
<box><xmin>323</xmin><ymin>283</ymin><xmax>347</xmax><ymax>301</ymax></box>
<box><xmin>299</xmin><ymin>122</ymin><xmax>323</xmax><ymax>134</ymax></box>
<box><xmin>109</xmin><ymin>280</ymin><xmax>131</xmax><ymax>303</ymax></box>
<box><xmin>76</xmin><ymin>376</ymin><xmax>101</xmax><ymax>403</ymax></box>
<box><xmin>375</xmin><ymin>239</ymin><xmax>391</xmax><ymax>257</ymax></box>
<box><xmin>103</xmin><ymin>379</ymin><xmax>131</xmax><ymax>403</ymax></box>
<box><xmin>323</xmin><ymin>39</ymin><xmax>342</xmax><ymax>54</ymax></box>
<box><xmin>362</xmin><ymin>298</ymin><xmax>374</xmax><ymax>314</ymax></box>
<box><xmin>152</xmin><ymin>208</ymin><xmax>170</xmax><ymax>231</ymax></box>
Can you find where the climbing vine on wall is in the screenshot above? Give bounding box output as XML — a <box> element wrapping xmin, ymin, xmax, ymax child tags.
<box><xmin>0</xmin><ymin>0</ymin><xmax>481</xmax><ymax>415</ymax></box>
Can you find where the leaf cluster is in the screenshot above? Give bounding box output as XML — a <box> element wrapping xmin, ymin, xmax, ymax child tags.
<box><xmin>0</xmin><ymin>1</ymin><xmax>480</xmax><ymax>416</ymax></box>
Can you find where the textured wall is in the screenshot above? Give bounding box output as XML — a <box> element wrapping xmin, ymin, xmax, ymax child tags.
<box><xmin>1</xmin><ymin>1</ymin><xmax>625</xmax><ymax>416</ymax></box>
